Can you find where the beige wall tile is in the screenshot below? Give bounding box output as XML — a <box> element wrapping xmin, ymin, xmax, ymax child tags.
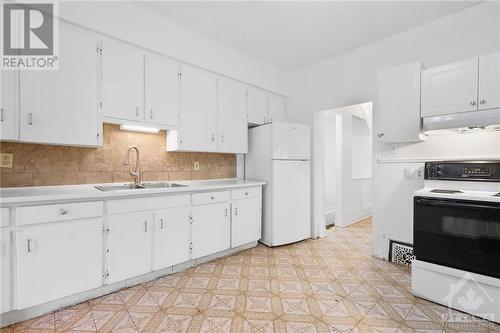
<box><xmin>32</xmin><ymin>173</ymin><xmax>77</xmax><ymax>186</ymax></box>
<box><xmin>0</xmin><ymin>173</ymin><xmax>33</xmax><ymax>187</ymax></box>
<box><xmin>0</xmin><ymin>124</ymin><xmax>236</xmax><ymax>187</ymax></box>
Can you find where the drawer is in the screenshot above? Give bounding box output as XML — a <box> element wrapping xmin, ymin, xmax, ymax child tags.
<box><xmin>192</xmin><ymin>191</ymin><xmax>230</xmax><ymax>205</ymax></box>
<box><xmin>108</xmin><ymin>194</ymin><xmax>189</xmax><ymax>215</ymax></box>
<box><xmin>231</xmin><ymin>187</ymin><xmax>262</xmax><ymax>200</ymax></box>
<box><xmin>1</xmin><ymin>208</ymin><xmax>9</xmax><ymax>228</ymax></box>
<box><xmin>16</xmin><ymin>201</ymin><xmax>103</xmax><ymax>226</ymax></box>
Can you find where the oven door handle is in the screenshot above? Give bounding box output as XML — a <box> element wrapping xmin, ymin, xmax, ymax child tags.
<box><xmin>415</xmin><ymin>197</ymin><xmax>500</xmax><ymax>210</ymax></box>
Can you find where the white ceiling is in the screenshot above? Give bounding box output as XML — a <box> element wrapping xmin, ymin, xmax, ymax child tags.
<box><xmin>139</xmin><ymin>1</ymin><xmax>479</xmax><ymax>71</ymax></box>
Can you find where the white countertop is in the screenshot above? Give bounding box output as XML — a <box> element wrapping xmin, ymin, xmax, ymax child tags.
<box><xmin>0</xmin><ymin>179</ymin><xmax>266</xmax><ymax>205</ymax></box>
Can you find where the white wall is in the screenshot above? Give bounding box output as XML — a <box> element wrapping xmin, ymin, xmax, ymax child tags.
<box><xmin>323</xmin><ymin>112</ymin><xmax>336</xmax><ymax>214</ymax></box>
<box><xmin>59</xmin><ymin>2</ymin><xmax>288</xmax><ymax>95</ymax></box>
<box><xmin>288</xmin><ymin>2</ymin><xmax>500</xmax><ymax>257</ymax></box>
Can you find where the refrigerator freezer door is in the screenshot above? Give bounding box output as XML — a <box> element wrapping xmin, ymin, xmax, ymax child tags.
<box><xmin>270</xmin><ymin>160</ymin><xmax>310</xmax><ymax>246</ymax></box>
<box><xmin>271</xmin><ymin>122</ymin><xmax>310</xmax><ymax>160</ymax></box>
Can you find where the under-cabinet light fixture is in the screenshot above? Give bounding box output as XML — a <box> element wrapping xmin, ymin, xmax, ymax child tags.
<box><xmin>119</xmin><ymin>124</ymin><xmax>160</xmax><ymax>134</ymax></box>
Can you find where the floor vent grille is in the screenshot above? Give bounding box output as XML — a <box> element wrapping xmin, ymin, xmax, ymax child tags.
<box><xmin>389</xmin><ymin>241</ymin><xmax>414</xmax><ymax>267</ymax></box>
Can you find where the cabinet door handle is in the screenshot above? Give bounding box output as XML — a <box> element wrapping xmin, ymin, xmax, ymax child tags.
<box><xmin>224</xmin><ymin>208</ymin><xmax>228</xmax><ymax>217</ymax></box>
<box><xmin>211</xmin><ymin>134</ymin><xmax>215</xmax><ymax>142</ymax></box>
<box><xmin>150</xmin><ymin>109</ymin><xmax>153</xmax><ymax>119</ymax></box>
<box><xmin>28</xmin><ymin>112</ymin><xmax>33</xmax><ymax>125</ymax></box>
<box><xmin>377</xmin><ymin>133</ymin><xmax>384</xmax><ymax>138</ymax></box>
<box><xmin>136</xmin><ymin>106</ymin><xmax>139</xmax><ymax>117</ymax></box>
<box><xmin>245</xmin><ymin>191</ymin><xmax>249</xmax><ymax>196</ymax></box>
<box><xmin>1</xmin><ymin>108</ymin><xmax>4</xmax><ymax>122</ymax></box>
<box><xmin>160</xmin><ymin>218</ymin><xmax>164</xmax><ymax>229</ymax></box>
<box><xmin>59</xmin><ymin>208</ymin><xmax>68</xmax><ymax>215</ymax></box>
<box><xmin>480</xmin><ymin>99</ymin><xmax>487</xmax><ymax>105</ymax></box>
<box><xmin>234</xmin><ymin>207</ymin><xmax>238</xmax><ymax>216</ymax></box>
<box><xmin>221</xmin><ymin>135</ymin><xmax>224</xmax><ymax>143</ymax></box>
<box><xmin>211</xmin><ymin>196</ymin><xmax>215</xmax><ymax>200</ymax></box>
<box><xmin>470</xmin><ymin>100</ymin><xmax>476</xmax><ymax>106</ymax></box>
<box><xmin>27</xmin><ymin>239</ymin><xmax>33</xmax><ymax>253</ymax></box>
<box><xmin>144</xmin><ymin>221</ymin><xmax>148</xmax><ymax>232</ymax></box>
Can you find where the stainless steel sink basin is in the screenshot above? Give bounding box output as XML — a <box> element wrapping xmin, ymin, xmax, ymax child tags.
<box><xmin>94</xmin><ymin>182</ymin><xmax>187</xmax><ymax>191</ymax></box>
<box><xmin>95</xmin><ymin>184</ymin><xmax>146</xmax><ymax>191</ymax></box>
<box><xmin>141</xmin><ymin>182</ymin><xmax>187</xmax><ymax>189</ymax></box>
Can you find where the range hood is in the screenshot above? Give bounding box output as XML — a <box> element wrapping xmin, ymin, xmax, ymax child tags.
<box><xmin>423</xmin><ymin>109</ymin><xmax>500</xmax><ymax>132</ymax></box>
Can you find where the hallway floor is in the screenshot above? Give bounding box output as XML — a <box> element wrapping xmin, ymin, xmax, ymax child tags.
<box><xmin>3</xmin><ymin>218</ymin><xmax>499</xmax><ymax>332</ymax></box>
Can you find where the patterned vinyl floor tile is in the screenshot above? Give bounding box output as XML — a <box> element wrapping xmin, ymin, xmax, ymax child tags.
<box><xmin>7</xmin><ymin>218</ymin><xmax>500</xmax><ymax>332</ymax></box>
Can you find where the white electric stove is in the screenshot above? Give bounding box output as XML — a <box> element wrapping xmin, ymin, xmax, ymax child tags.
<box><xmin>412</xmin><ymin>161</ymin><xmax>500</xmax><ymax>324</ymax></box>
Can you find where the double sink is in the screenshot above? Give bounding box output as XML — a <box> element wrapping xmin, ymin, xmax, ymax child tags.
<box><xmin>95</xmin><ymin>182</ymin><xmax>187</xmax><ymax>192</ymax></box>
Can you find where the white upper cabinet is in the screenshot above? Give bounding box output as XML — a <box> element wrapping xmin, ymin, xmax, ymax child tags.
<box><xmin>218</xmin><ymin>78</ymin><xmax>248</xmax><ymax>153</ymax></box>
<box><xmin>377</xmin><ymin>61</ymin><xmax>424</xmax><ymax>143</ymax></box>
<box><xmin>421</xmin><ymin>58</ymin><xmax>479</xmax><ymax>117</ymax></box>
<box><xmin>247</xmin><ymin>87</ymin><xmax>268</xmax><ymax>125</ymax></box>
<box><xmin>478</xmin><ymin>52</ymin><xmax>500</xmax><ymax>111</ymax></box>
<box><xmin>172</xmin><ymin>65</ymin><xmax>218</xmax><ymax>152</ymax></box>
<box><xmin>268</xmin><ymin>93</ymin><xmax>287</xmax><ymax>122</ymax></box>
<box><xmin>0</xmin><ymin>70</ymin><xmax>17</xmax><ymax>141</ymax></box>
<box><xmin>101</xmin><ymin>39</ymin><xmax>144</xmax><ymax>122</ymax></box>
<box><xmin>19</xmin><ymin>26</ymin><xmax>100</xmax><ymax>146</ymax></box>
<box><xmin>145</xmin><ymin>54</ymin><xmax>180</xmax><ymax>126</ymax></box>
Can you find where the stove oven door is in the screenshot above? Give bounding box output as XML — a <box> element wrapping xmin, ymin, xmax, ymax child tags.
<box><xmin>414</xmin><ymin>196</ymin><xmax>500</xmax><ymax>278</ymax></box>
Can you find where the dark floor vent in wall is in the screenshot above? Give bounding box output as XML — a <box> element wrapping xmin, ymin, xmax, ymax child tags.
<box><xmin>389</xmin><ymin>240</ymin><xmax>414</xmax><ymax>267</ymax></box>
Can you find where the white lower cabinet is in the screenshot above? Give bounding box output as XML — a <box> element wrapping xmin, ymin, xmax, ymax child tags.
<box><xmin>1</xmin><ymin>226</ymin><xmax>11</xmax><ymax>314</ymax></box>
<box><xmin>107</xmin><ymin>212</ymin><xmax>153</xmax><ymax>284</ymax></box>
<box><xmin>16</xmin><ymin>219</ymin><xmax>103</xmax><ymax>309</ymax></box>
<box><xmin>231</xmin><ymin>197</ymin><xmax>262</xmax><ymax>248</ymax></box>
<box><xmin>191</xmin><ymin>201</ymin><xmax>231</xmax><ymax>259</ymax></box>
<box><xmin>154</xmin><ymin>206</ymin><xmax>190</xmax><ymax>270</ymax></box>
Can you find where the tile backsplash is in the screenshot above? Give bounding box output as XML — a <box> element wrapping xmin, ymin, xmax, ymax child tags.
<box><xmin>0</xmin><ymin>124</ymin><xmax>236</xmax><ymax>187</ymax></box>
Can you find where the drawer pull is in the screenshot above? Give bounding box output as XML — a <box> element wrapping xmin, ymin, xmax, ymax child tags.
<box><xmin>211</xmin><ymin>196</ymin><xmax>215</xmax><ymax>200</ymax></box>
<box><xmin>59</xmin><ymin>208</ymin><xmax>68</xmax><ymax>215</ymax></box>
<box><xmin>224</xmin><ymin>208</ymin><xmax>228</xmax><ymax>217</ymax></box>
<box><xmin>234</xmin><ymin>208</ymin><xmax>238</xmax><ymax>216</ymax></box>
<box><xmin>144</xmin><ymin>221</ymin><xmax>148</xmax><ymax>232</ymax></box>
<box><xmin>160</xmin><ymin>218</ymin><xmax>164</xmax><ymax>229</ymax></box>
<box><xmin>27</xmin><ymin>239</ymin><xmax>33</xmax><ymax>253</ymax></box>
<box><xmin>245</xmin><ymin>192</ymin><xmax>249</xmax><ymax>195</ymax></box>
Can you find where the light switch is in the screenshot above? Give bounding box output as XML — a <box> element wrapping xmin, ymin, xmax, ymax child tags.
<box><xmin>193</xmin><ymin>162</ymin><xmax>200</xmax><ymax>170</ymax></box>
<box><xmin>0</xmin><ymin>153</ymin><xmax>13</xmax><ymax>168</ymax></box>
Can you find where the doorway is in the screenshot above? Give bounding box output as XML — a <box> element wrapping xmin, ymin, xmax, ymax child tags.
<box><xmin>313</xmin><ymin>102</ymin><xmax>373</xmax><ymax>233</ymax></box>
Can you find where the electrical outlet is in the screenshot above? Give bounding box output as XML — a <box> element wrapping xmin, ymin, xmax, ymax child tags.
<box><xmin>193</xmin><ymin>162</ymin><xmax>200</xmax><ymax>171</ymax></box>
<box><xmin>0</xmin><ymin>153</ymin><xmax>13</xmax><ymax>168</ymax></box>
<box><xmin>404</xmin><ymin>167</ymin><xmax>424</xmax><ymax>179</ymax></box>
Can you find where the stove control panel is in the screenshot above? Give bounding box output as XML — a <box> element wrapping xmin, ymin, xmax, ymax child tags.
<box><xmin>425</xmin><ymin>161</ymin><xmax>500</xmax><ymax>182</ymax></box>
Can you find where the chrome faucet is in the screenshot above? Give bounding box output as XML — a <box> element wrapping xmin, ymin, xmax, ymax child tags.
<box><xmin>123</xmin><ymin>146</ymin><xmax>142</xmax><ymax>185</ymax></box>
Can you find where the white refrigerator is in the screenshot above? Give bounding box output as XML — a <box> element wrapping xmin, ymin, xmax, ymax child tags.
<box><xmin>246</xmin><ymin>121</ymin><xmax>311</xmax><ymax>246</ymax></box>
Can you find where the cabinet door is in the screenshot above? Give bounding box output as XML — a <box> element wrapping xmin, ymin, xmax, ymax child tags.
<box><xmin>191</xmin><ymin>202</ymin><xmax>230</xmax><ymax>259</ymax></box>
<box><xmin>478</xmin><ymin>52</ymin><xmax>500</xmax><ymax>111</ymax></box>
<box><xmin>377</xmin><ymin>61</ymin><xmax>423</xmax><ymax>143</ymax></box>
<box><xmin>154</xmin><ymin>206</ymin><xmax>190</xmax><ymax>270</ymax></box>
<box><xmin>231</xmin><ymin>197</ymin><xmax>261</xmax><ymax>248</ymax></box>
<box><xmin>178</xmin><ymin>65</ymin><xmax>218</xmax><ymax>151</ymax></box>
<box><xmin>16</xmin><ymin>219</ymin><xmax>103</xmax><ymax>309</ymax></box>
<box><xmin>0</xmin><ymin>70</ymin><xmax>17</xmax><ymax>141</ymax></box>
<box><xmin>421</xmin><ymin>58</ymin><xmax>479</xmax><ymax>117</ymax></box>
<box><xmin>218</xmin><ymin>78</ymin><xmax>248</xmax><ymax>153</ymax></box>
<box><xmin>145</xmin><ymin>54</ymin><xmax>180</xmax><ymax>126</ymax></box>
<box><xmin>247</xmin><ymin>87</ymin><xmax>268</xmax><ymax>125</ymax></box>
<box><xmin>268</xmin><ymin>94</ymin><xmax>286</xmax><ymax>122</ymax></box>
<box><xmin>1</xmin><ymin>228</ymin><xmax>11</xmax><ymax>314</ymax></box>
<box><xmin>101</xmin><ymin>39</ymin><xmax>144</xmax><ymax>122</ymax></box>
<box><xmin>19</xmin><ymin>26</ymin><xmax>100</xmax><ymax>146</ymax></box>
<box><xmin>108</xmin><ymin>212</ymin><xmax>152</xmax><ymax>284</ymax></box>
